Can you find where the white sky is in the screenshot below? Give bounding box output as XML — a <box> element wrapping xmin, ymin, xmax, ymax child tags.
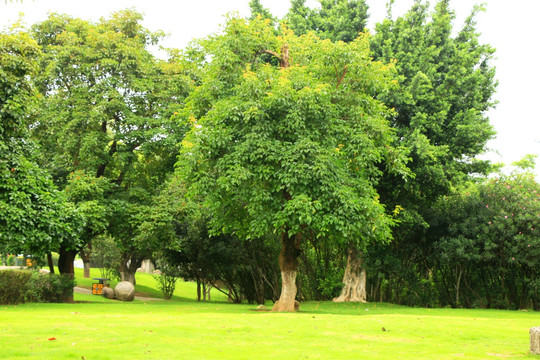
<box><xmin>1</xmin><ymin>0</ymin><xmax>539</xmax><ymax>178</ymax></box>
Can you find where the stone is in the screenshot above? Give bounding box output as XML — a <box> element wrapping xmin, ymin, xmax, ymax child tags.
<box><xmin>531</xmin><ymin>327</ymin><xmax>540</xmax><ymax>355</ymax></box>
<box><xmin>102</xmin><ymin>286</ymin><xmax>115</xmax><ymax>299</ymax></box>
<box><xmin>272</xmin><ymin>300</ymin><xmax>300</xmax><ymax>311</ymax></box>
<box><xmin>114</xmin><ymin>281</ymin><xmax>135</xmax><ymax>302</ymax></box>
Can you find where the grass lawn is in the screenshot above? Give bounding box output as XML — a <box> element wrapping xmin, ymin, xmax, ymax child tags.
<box><xmin>0</xmin><ymin>269</ymin><xmax>538</xmax><ymax>359</ymax></box>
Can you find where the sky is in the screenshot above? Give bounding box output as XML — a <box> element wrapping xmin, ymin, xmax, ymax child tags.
<box><xmin>1</xmin><ymin>0</ymin><xmax>539</xmax><ymax>178</ymax></box>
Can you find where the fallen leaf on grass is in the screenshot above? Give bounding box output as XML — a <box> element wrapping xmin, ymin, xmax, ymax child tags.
<box><xmin>48</xmin><ymin>337</ymin><xmax>56</xmax><ymax>341</ymax></box>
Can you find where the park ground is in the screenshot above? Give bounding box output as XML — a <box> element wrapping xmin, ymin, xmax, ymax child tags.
<box><xmin>1</xmin><ymin>269</ymin><xmax>539</xmax><ymax>360</ymax></box>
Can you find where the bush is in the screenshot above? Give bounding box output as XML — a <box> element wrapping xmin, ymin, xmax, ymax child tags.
<box><xmin>154</xmin><ymin>259</ymin><xmax>180</xmax><ymax>300</ymax></box>
<box><xmin>25</xmin><ymin>272</ymin><xmax>76</xmax><ymax>303</ymax></box>
<box><xmin>6</xmin><ymin>255</ymin><xmax>17</xmax><ymax>266</ymax></box>
<box><xmin>91</xmin><ymin>235</ymin><xmax>121</xmax><ymax>282</ymax></box>
<box><xmin>0</xmin><ymin>270</ymin><xmax>76</xmax><ymax>304</ymax></box>
<box><xmin>0</xmin><ymin>270</ymin><xmax>32</xmax><ymax>304</ymax></box>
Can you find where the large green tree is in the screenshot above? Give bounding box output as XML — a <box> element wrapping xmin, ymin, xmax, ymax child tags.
<box><xmin>366</xmin><ymin>0</ymin><xmax>497</xmax><ymax>304</ymax></box>
<box><xmin>282</xmin><ymin>0</ymin><xmax>375</xmax><ymax>303</ymax></box>
<box><xmin>30</xmin><ymin>10</ymin><xmax>192</xmax><ymax>280</ymax></box>
<box><xmin>178</xmin><ymin>16</ymin><xmax>407</xmax><ymax>311</ymax></box>
<box><xmin>280</xmin><ymin>0</ymin><xmax>497</xmax><ymax>303</ymax></box>
<box><xmin>0</xmin><ymin>27</ymin><xmax>77</xmax><ymax>269</ymax></box>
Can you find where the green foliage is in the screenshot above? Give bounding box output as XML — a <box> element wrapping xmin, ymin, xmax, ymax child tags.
<box><xmin>285</xmin><ymin>0</ymin><xmax>369</xmax><ymax>42</ymax></box>
<box><xmin>29</xmin><ymin>10</ymin><xmax>195</xmax><ymax>276</ymax></box>
<box><xmin>297</xmin><ymin>242</ymin><xmax>345</xmax><ymax>300</ymax></box>
<box><xmin>25</xmin><ymin>271</ymin><xmax>76</xmax><ymax>303</ymax></box>
<box><xmin>6</xmin><ymin>254</ymin><xmax>16</xmax><ymax>266</ymax></box>
<box><xmin>0</xmin><ymin>269</ymin><xmax>76</xmax><ymax>304</ymax></box>
<box><xmin>179</xmin><ymin>16</ymin><xmax>405</xmax><ymax>250</ymax></box>
<box><xmin>248</xmin><ymin>0</ymin><xmax>276</xmax><ymax>23</ymax></box>
<box><xmin>162</xmin><ymin>211</ymin><xmax>280</xmax><ymax>304</ymax></box>
<box><xmin>430</xmin><ymin>168</ymin><xmax>540</xmax><ymax>309</ymax></box>
<box><xmin>153</xmin><ymin>258</ymin><xmax>181</xmax><ymax>300</ymax></box>
<box><xmin>364</xmin><ymin>1</ymin><xmax>498</xmax><ymax>307</ymax></box>
<box><xmin>91</xmin><ymin>235</ymin><xmax>121</xmax><ymax>281</ymax></box>
<box><xmin>371</xmin><ymin>0</ymin><xmax>497</xmax><ymax>204</ymax></box>
<box><xmin>0</xmin><ymin>269</ymin><xmax>32</xmax><ymax>304</ymax></box>
<box><xmin>0</xmin><ymin>27</ymin><xmax>78</xmax><ymax>259</ymax></box>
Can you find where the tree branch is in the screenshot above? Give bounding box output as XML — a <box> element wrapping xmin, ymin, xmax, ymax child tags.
<box><xmin>337</xmin><ymin>66</ymin><xmax>348</xmax><ymax>88</ymax></box>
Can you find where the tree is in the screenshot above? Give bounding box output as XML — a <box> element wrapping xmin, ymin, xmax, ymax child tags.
<box><xmin>30</xmin><ymin>10</ymin><xmax>193</xmax><ymax>280</ymax></box>
<box><xmin>178</xmin><ymin>16</ymin><xmax>407</xmax><ymax>311</ymax></box>
<box><xmin>283</xmin><ymin>0</ymin><xmax>383</xmax><ymax>304</ymax></box>
<box><xmin>63</xmin><ymin>170</ymin><xmax>111</xmax><ymax>277</ymax></box>
<box><xmin>365</xmin><ymin>0</ymin><xmax>497</xmax><ymax>304</ymax></box>
<box><xmin>281</xmin><ymin>0</ymin><xmax>497</xmax><ymax>304</ymax></box>
<box><xmin>0</xmin><ymin>26</ymin><xmax>78</xmax><ymax>274</ymax></box>
<box><xmin>429</xmin><ymin>159</ymin><xmax>540</xmax><ymax>309</ymax></box>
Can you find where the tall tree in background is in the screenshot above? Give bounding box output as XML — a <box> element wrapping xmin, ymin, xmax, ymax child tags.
<box><xmin>178</xmin><ymin>16</ymin><xmax>407</xmax><ymax>311</ymax></box>
<box><xmin>248</xmin><ymin>0</ymin><xmax>276</xmax><ymax>23</ymax></box>
<box><xmin>367</xmin><ymin>0</ymin><xmax>497</xmax><ymax>303</ymax></box>
<box><xmin>285</xmin><ymin>0</ymin><xmax>369</xmax><ymax>42</ymax></box>
<box><xmin>30</xmin><ymin>10</ymin><xmax>193</xmax><ymax>280</ymax></box>
<box><xmin>281</xmin><ymin>0</ymin><xmax>497</xmax><ymax>303</ymax></box>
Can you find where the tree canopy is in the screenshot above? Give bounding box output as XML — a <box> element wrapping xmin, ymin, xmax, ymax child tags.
<box><xmin>0</xmin><ymin>27</ymin><xmax>78</xmax><ymax>262</ymax></box>
<box><xmin>177</xmin><ymin>15</ymin><xmax>408</xmax><ymax>310</ymax></box>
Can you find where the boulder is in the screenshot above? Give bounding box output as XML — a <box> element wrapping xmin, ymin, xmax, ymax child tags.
<box><xmin>102</xmin><ymin>286</ymin><xmax>115</xmax><ymax>299</ymax></box>
<box><xmin>531</xmin><ymin>327</ymin><xmax>540</xmax><ymax>355</ymax></box>
<box><xmin>272</xmin><ymin>300</ymin><xmax>300</xmax><ymax>311</ymax></box>
<box><xmin>114</xmin><ymin>281</ymin><xmax>135</xmax><ymax>302</ymax></box>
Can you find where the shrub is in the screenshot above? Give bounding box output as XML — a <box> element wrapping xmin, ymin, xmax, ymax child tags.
<box><xmin>91</xmin><ymin>235</ymin><xmax>121</xmax><ymax>282</ymax></box>
<box><xmin>0</xmin><ymin>270</ymin><xmax>76</xmax><ymax>304</ymax></box>
<box><xmin>154</xmin><ymin>259</ymin><xmax>180</xmax><ymax>300</ymax></box>
<box><xmin>6</xmin><ymin>255</ymin><xmax>17</xmax><ymax>266</ymax></box>
<box><xmin>0</xmin><ymin>270</ymin><xmax>32</xmax><ymax>305</ymax></box>
<box><xmin>25</xmin><ymin>272</ymin><xmax>76</xmax><ymax>303</ymax></box>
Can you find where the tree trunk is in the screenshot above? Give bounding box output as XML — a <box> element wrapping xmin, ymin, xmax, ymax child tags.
<box><xmin>47</xmin><ymin>253</ymin><xmax>55</xmax><ymax>274</ymax></box>
<box><xmin>57</xmin><ymin>248</ymin><xmax>77</xmax><ymax>303</ymax></box>
<box><xmin>196</xmin><ymin>278</ymin><xmax>202</xmax><ymax>302</ymax></box>
<box><xmin>455</xmin><ymin>267</ymin><xmax>463</xmax><ymax>307</ymax></box>
<box><xmin>272</xmin><ymin>231</ymin><xmax>301</xmax><ymax>312</ymax></box>
<box><xmin>83</xmin><ymin>261</ymin><xmax>91</xmax><ymax>279</ymax></box>
<box><xmin>333</xmin><ymin>246</ymin><xmax>367</xmax><ymax>303</ymax></box>
<box><xmin>58</xmin><ymin>248</ymin><xmax>77</xmax><ymax>277</ymax></box>
<box><xmin>79</xmin><ymin>243</ymin><xmax>92</xmax><ymax>278</ymax></box>
<box><xmin>119</xmin><ymin>254</ymin><xmax>143</xmax><ymax>285</ymax></box>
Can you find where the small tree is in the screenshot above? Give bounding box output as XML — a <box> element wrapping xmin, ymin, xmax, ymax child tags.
<box><xmin>91</xmin><ymin>235</ymin><xmax>121</xmax><ymax>282</ymax></box>
<box><xmin>153</xmin><ymin>257</ymin><xmax>181</xmax><ymax>300</ymax></box>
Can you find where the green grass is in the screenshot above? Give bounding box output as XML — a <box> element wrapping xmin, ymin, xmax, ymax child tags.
<box><xmin>0</xmin><ymin>268</ymin><xmax>538</xmax><ymax>359</ymax></box>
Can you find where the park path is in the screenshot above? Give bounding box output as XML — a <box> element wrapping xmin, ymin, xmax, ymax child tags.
<box><xmin>73</xmin><ymin>286</ymin><xmax>163</xmax><ymax>301</ymax></box>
